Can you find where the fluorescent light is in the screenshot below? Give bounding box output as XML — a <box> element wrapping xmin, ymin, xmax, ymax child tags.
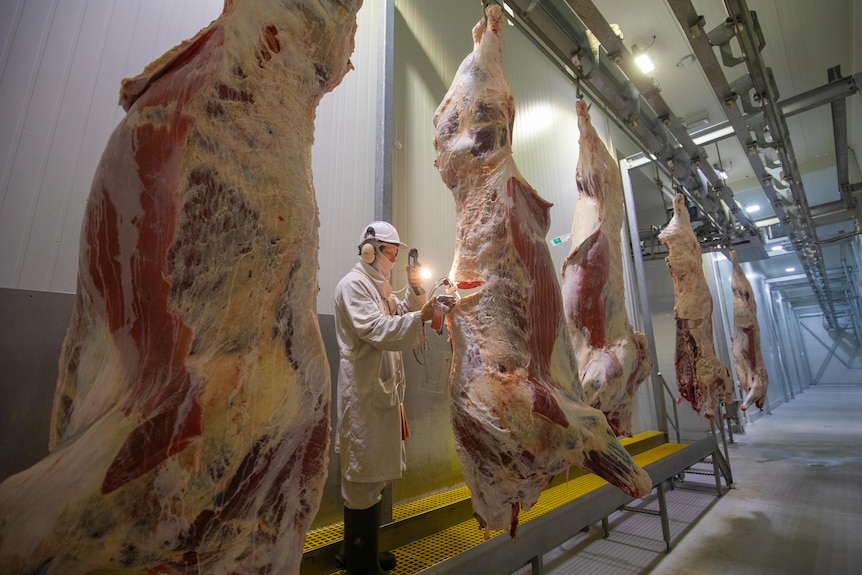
<box><xmin>785</xmin><ymin>267</ymin><xmax>796</xmax><ymax>272</ymax></box>
<box><xmin>626</xmin><ymin>153</ymin><xmax>657</xmax><ymax>168</ymax></box>
<box><xmin>687</xmin><ymin>116</ymin><xmax>710</xmax><ymax>131</ymax></box>
<box><xmin>771</xmin><ymin>245</ymin><xmax>783</xmax><ymax>252</ymax></box>
<box><xmin>635</xmin><ymin>52</ymin><xmax>655</xmax><ymax>73</ymax></box>
<box><xmin>745</xmin><ymin>204</ymin><xmax>760</xmax><ymax>213</ymax></box>
<box><xmin>693</xmin><ymin>125</ymin><xmax>735</xmax><ymax>145</ymax></box>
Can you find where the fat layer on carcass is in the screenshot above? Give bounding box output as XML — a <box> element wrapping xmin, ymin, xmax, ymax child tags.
<box><xmin>0</xmin><ymin>2</ymin><xmax>362</xmax><ymax>574</ymax></box>
<box><xmin>657</xmin><ymin>193</ymin><xmax>733</xmax><ymax>419</ymax></box>
<box><xmin>561</xmin><ymin>100</ymin><xmax>654</xmax><ymax>437</ymax></box>
<box><xmin>730</xmin><ymin>250</ymin><xmax>769</xmax><ymax>410</ymax></box>
<box><xmin>433</xmin><ymin>4</ymin><xmax>651</xmax><ymax>539</ymax></box>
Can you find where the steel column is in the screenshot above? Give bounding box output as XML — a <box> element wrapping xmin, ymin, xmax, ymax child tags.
<box><xmin>621</xmin><ymin>161</ymin><xmax>668</xmax><ymax>435</ymax></box>
<box><xmin>374</xmin><ymin>0</ymin><xmax>395</xmax><ymax>222</ymax></box>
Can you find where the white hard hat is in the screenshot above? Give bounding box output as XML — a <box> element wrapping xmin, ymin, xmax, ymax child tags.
<box><xmin>358</xmin><ymin>221</ymin><xmax>408</xmax><ymax>250</ymax></box>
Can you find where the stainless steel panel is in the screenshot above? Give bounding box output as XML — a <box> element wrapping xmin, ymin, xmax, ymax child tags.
<box><xmin>0</xmin><ymin>288</ymin><xmax>73</xmax><ymax>482</ymax></box>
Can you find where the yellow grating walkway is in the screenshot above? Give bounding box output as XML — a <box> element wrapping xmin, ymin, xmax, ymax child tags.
<box><xmin>319</xmin><ymin>440</ymin><xmax>687</xmax><ymax>575</ymax></box>
<box><xmin>304</xmin><ymin>486</ymin><xmax>473</xmax><ymax>552</ymax></box>
<box><xmin>620</xmin><ymin>430</ymin><xmax>664</xmax><ymax>446</ymax></box>
<box><xmin>304</xmin><ymin>431</ymin><xmax>665</xmax><ymax>553</ymax></box>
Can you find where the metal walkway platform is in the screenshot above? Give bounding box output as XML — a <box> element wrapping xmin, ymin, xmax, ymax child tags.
<box><xmin>301</xmin><ymin>431</ymin><xmax>729</xmax><ymax>575</ymax></box>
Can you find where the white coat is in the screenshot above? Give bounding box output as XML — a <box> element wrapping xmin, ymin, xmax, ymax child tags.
<box><xmin>334</xmin><ymin>261</ymin><xmax>426</xmax><ymax>483</ymax></box>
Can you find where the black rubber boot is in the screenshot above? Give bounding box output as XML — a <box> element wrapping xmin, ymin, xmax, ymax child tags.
<box><xmin>342</xmin><ymin>502</ymin><xmax>395</xmax><ymax>574</ymax></box>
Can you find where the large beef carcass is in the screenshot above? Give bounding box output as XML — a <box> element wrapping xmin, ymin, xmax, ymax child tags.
<box><xmin>730</xmin><ymin>250</ymin><xmax>769</xmax><ymax>410</ymax></box>
<box><xmin>432</xmin><ymin>4</ymin><xmax>651</xmax><ymax>539</ymax></box>
<box><xmin>0</xmin><ymin>2</ymin><xmax>362</xmax><ymax>574</ymax></box>
<box><xmin>561</xmin><ymin>100</ymin><xmax>654</xmax><ymax>437</ymax></box>
<box><xmin>657</xmin><ymin>193</ymin><xmax>732</xmax><ymax>419</ymax></box>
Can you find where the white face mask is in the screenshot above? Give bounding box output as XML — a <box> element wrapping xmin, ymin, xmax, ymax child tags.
<box><xmin>374</xmin><ymin>246</ymin><xmax>397</xmax><ymax>279</ymax></box>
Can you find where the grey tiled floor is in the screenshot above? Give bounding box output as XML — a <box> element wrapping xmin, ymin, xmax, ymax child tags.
<box><xmin>513</xmin><ymin>385</ymin><xmax>862</xmax><ymax>575</ymax></box>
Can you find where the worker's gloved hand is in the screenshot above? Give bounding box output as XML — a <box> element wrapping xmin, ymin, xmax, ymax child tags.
<box><xmin>422</xmin><ymin>295</ymin><xmax>456</xmax><ymax>328</ymax></box>
<box><xmin>420</xmin><ymin>298</ymin><xmax>435</xmax><ymax>322</ymax></box>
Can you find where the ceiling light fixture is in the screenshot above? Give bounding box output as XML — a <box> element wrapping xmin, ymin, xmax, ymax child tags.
<box><xmin>632</xmin><ymin>36</ymin><xmax>656</xmax><ymax>74</ymax></box>
<box><xmin>634</xmin><ymin>51</ymin><xmax>655</xmax><ymax>73</ymax></box>
<box><xmin>686</xmin><ymin>114</ymin><xmax>710</xmax><ymax>131</ymax></box>
<box><xmin>693</xmin><ymin>125</ymin><xmax>734</xmax><ymax>145</ymax></box>
<box><xmin>771</xmin><ymin>245</ymin><xmax>783</xmax><ymax>252</ymax></box>
<box><xmin>785</xmin><ymin>267</ymin><xmax>796</xmax><ymax>273</ymax></box>
<box><xmin>745</xmin><ymin>204</ymin><xmax>760</xmax><ymax>213</ymax></box>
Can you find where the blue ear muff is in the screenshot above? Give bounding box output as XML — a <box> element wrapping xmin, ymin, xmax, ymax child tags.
<box><xmin>361</xmin><ymin>242</ymin><xmax>377</xmax><ymax>264</ymax></box>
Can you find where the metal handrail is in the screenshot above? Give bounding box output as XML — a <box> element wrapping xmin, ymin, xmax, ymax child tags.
<box><xmin>658</xmin><ymin>372</ymin><xmax>680</xmax><ymax>443</ymax></box>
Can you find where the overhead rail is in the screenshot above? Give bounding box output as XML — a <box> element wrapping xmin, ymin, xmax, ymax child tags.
<box><xmin>496</xmin><ymin>0</ymin><xmax>856</xmax><ymax>327</ymax></box>
<box><xmin>703</xmin><ymin>0</ymin><xmax>838</xmax><ymax>328</ymax></box>
<box><xmin>496</xmin><ymin>0</ymin><xmax>766</xmax><ymax>258</ymax></box>
<box><xmin>562</xmin><ymin>0</ymin><xmax>764</xmax><ymax>256</ymax></box>
<box><xmin>627</xmin><ymin>70</ymin><xmax>862</xmax><ymax>160</ymax></box>
<box><xmin>828</xmin><ymin>66</ymin><xmax>862</xmax><ymax>233</ymax></box>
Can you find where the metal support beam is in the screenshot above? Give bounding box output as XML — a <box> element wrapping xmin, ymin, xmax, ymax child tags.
<box><xmin>621</xmin><ymin>162</ymin><xmax>668</xmax><ymax>435</ymax></box>
<box><xmin>656</xmin><ymin>481</ymin><xmax>672</xmax><ymax>552</ymax></box>
<box><xmin>786</xmin><ymin>300</ymin><xmax>813</xmax><ymax>391</ymax></box>
<box><xmin>769</xmin><ymin>291</ymin><xmax>795</xmax><ymax>400</ymax></box>
<box><xmin>374</xmin><ymin>0</ymin><xmax>395</xmax><ymax>222</ymax></box>
<box><xmin>373</xmin><ymin>2</ymin><xmax>396</xmax><ymax>525</ymax></box>
<box><xmin>828</xmin><ymin>66</ymin><xmax>861</xmax><ymax>231</ymax></box>
<box><xmin>780</xmin><ymin>70</ymin><xmax>862</xmax><ymax>117</ymax></box>
<box><xmin>719</xmin><ymin>0</ymin><xmax>838</xmax><ymax>328</ymax></box>
<box><xmin>628</xmin><ymin>70</ymin><xmax>862</xmax><ymax>154</ymax></box>
<box><xmin>530</xmin><ymin>555</ymin><xmax>545</xmax><ymax>575</ymax></box>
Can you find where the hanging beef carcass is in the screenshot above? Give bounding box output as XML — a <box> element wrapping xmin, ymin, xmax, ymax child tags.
<box><xmin>0</xmin><ymin>1</ymin><xmax>362</xmax><ymax>574</ymax></box>
<box><xmin>657</xmin><ymin>193</ymin><xmax>733</xmax><ymax>419</ymax></box>
<box><xmin>433</xmin><ymin>4</ymin><xmax>651</xmax><ymax>539</ymax></box>
<box><xmin>730</xmin><ymin>250</ymin><xmax>769</xmax><ymax>410</ymax></box>
<box><xmin>561</xmin><ymin>100</ymin><xmax>654</xmax><ymax>437</ymax></box>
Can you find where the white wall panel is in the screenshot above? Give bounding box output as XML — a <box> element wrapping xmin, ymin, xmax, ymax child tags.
<box><xmin>0</xmin><ymin>1</ymin><xmax>24</xmax><ymax>65</ymax></box>
<box><xmin>0</xmin><ymin>0</ymin><xmax>59</xmax><ymax>287</ymax></box>
<box><xmin>315</xmin><ymin>0</ymin><xmax>380</xmax><ymax>314</ymax></box>
<box><xmin>392</xmin><ymin>0</ymin><xmax>470</xmax><ymax>293</ymax></box>
<box><xmin>0</xmin><ymin>0</ymin><xmax>378</xmax><ymax>304</ymax></box>
<box><xmin>509</xmin><ymin>54</ymin><xmax>587</xmax><ymax>278</ymax></box>
<box><xmin>0</xmin><ymin>0</ymin><xmax>226</xmax><ymax>292</ymax></box>
<box><xmin>18</xmin><ymin>0</ymin><xmax>97</xmax><ymax>289</ymax></box>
